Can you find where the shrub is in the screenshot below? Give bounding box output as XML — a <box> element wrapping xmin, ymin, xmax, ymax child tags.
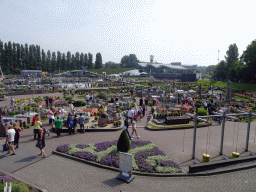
<box><xmin>73</xmin><ymin>100</ymin><xmax>86</xmax><ymax>107</ymax></box>
<box><xmin>153</xmin><ymin>114</ymin><xmax>156</xmax><ymax>119</ymax></box>
<box><xmin>26</xmin><ymin>124</ymin><xmax>30</xmax><ymax>128</ymax></box>
<box><xmin>94</xmin><ymin>116</ymin><xmax>98</xmax><ymax>121</ymax></box>
<box><xmin>97</xmin><ymin>92</ymin><xmax>107</xmax><ymax>100</ymax></box>
<box><xmin>196</xmin><ymin>100</ymin><xmax>203</xmax><ymax>108</ymax></box>
<box><xmin>20</xmin><ymin>127</ymin><xmax>24</xmax><ymax>130</ymax></box>
<box><xmin>252</xmin><ymin>105</ymin><xmax>256</xmax><ymax>112</ymax></box>
<box><xmin>116</xmin><ymin>109</ymin><xmax>121</xmax><ymax>113</ymax></box>
<box><xmin>8</xmin><ymin>111</ymin><xmax>16</xmax><ymax>116</ymax></box>
<box><xmin>197</xmin><ymin>108</ymin><xmax>208</xmax><ymax>116</ymax></box>
<box><xmin>117</xmin><ymin>130</ymin><xmax>131</xmax><ymax>153</ymax></box>
<box><xmin>148</xmin><ymin>101</ymin><xmax>153</xmax><ymax>106</ymax></box>
<box><xmin>65</xmin><ymin>96</ymin><xmax>73</xmax><ymax>101</ymax></box>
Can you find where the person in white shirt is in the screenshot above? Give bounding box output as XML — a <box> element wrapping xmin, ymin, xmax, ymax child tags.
<box><xmin>6</xmin><ymin>126</ymin><xmax>16</xmax><ymax>155</ymax></box>
<box><xmin>85</xmin><ymin>93</ymin><xmax>90</xmax><ymax>103</ymax></box>
<box><xmin>127</xmin><ymin>107</ymin><xmax>134</xmax><ymax>123</ymax></box>
<box><xmin>131</xmin><ymin>120</ymin><xmax>140</xmax><ymax>139</ymax></box>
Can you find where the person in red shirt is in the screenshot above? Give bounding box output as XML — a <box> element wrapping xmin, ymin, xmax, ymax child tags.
<box><xmin>32</xmin><ymin>114</ymin><xmax>38</xmax><ymax>126</ymax></box>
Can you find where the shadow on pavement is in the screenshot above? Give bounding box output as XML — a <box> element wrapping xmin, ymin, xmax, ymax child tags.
<box><xmin>15</xmin><ymin>155</ymin><xmax>39</xmax><ymax>163</ymax></box>
<box><xmin>102</xmin><ymin>177</ymin><xmax>124</xmax><ymax>187</ymax></box>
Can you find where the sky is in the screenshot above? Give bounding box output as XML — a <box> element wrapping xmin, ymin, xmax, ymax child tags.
<box><xmin>0</xmin><ymin>0</ymin><xmax>255</xmax><ymax>67</ymax></box>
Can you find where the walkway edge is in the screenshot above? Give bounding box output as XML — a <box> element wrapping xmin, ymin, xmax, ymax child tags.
<box><xmin>145</xmin><ymin>123</ymin><xmax>212</xmax><ymax>131</ymax></box>
<box><xmin>53</xmin><ymin>151</ymin><xmax>256</xmax><ymax>177</ymax></box>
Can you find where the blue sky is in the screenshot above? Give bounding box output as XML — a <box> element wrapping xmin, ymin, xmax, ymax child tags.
<box><xmin>0</xmin><ymin>0</ymin><xmax>255</xmax><ymax>66</ymax></box>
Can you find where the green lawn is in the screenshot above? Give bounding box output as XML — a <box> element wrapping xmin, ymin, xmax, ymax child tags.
<box><xmin>88</xmin><ymin>68</ymin><xmax>135</xmax><ymax>75</ymax></box>
<box><xmin>197</xmin><ymin>80</ymin><xmax>256</xmax><ymax>92</ymax></box>
<box><xmin>147</xmin><ymin>121</ymin><xmax>211</xmax><ymax>129</ymax></box>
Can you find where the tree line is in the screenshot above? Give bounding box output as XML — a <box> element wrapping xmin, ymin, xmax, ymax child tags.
<box><xmin>0</xmin><ymin>40</ymin><xmax>104</xmax><ymax>74</ymax></box>
<box><xmin>213</xmin><ymin>39</ymin><xmax>256</xmax><ymax>83</ymax></box>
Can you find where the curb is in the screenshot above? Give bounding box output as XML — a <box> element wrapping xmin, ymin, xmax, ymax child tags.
<box><xmin>145</xmin><ymin>123</ymin><xmax>212</xmax><ymax>131</ymax></box>
<box><xmin>0</xmin><ymin>168</ymin><xmax>47</xmax><ymax>192</ymax></box>
<box><xmin>52</xmin><ymin>127</ymin><xmax>122</xmax><ymax>133</ymax></box>
<box><xmin>52</xmin><ymin>151</ymin><xmax>256</xmax><ymax>177</ymax></box>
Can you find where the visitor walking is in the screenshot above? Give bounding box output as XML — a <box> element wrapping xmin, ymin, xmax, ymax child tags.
<box><xmin>49</xmin><ymin>97</ymin><xmax>54</xmax><ymax>108</ymax></box>
<box><xmin>37</xmin><ymin>128</ymin><xmax>50</xmax><ymax>157</ymax></box>
<box><xmin>6</xmin><ymin>126</ymin><xmax>16</xmax><ymax>155</ymax></box>
<box><xmin>70</xmin><ymin>102</ymin><xmax>74</xmax><ymax>113</ymax></box>
<box><xmin>13</xmin><ymin>123</ymin><xmax>22</xmax><ymax>149</ymax></box>
<box><xmin>134</xmin><ymin>107</ymin><xmax>138</xmax><ymax>122</ymax></box>
<box><xmin>139</xmin><ymin>97</ymin><xmax>143</xmax><ymax>106</ymax></box>
<box><xmin>142</xmin><ymin>104</ymin><xmax>146</xmax><ymax>117</ymax></box>
<box><xmin>86</xmin><ymin>93</ymin><xmax>90</xmax><ymax>103</ymax></box>
<box><xmin>66</xmin><ymin>113</ymin><xmax>73</xmax><ymax>135</ymax></box>
<box><xmin>78</xmin><ymin>113</ymin><xmax>85</xmax><ymax>133</ymax></box>
<box><xmin>45</xmin><ymin>97</ymin><xmax>49</xmax><ymax>108</ymax></box>
<box><xmin>32</xmin><ymin>114</ymin><xmax>38</xmax><ymax>127</ymax></box>
<box><xmin>54</xmin><ymin>116</ymin><xmax>62</xmax><ymax>138</ymax></box>
<box><xmin>10</xmin><ymin>97</ymin><xmax>15</xmax><ymax>107</ymax></box>
<box><xmin>144</xmin><ymin>97</ymin><xmax>148</xmax><ymax>107</ymax></box>
<box><xmin>131</xmin><ymin>119</ymin><xmax>140</xmax><ymax>139</ymax></box>
<box><xmin>124</xmin><ymin>116</ymin><xmax>132</xmax><ymax>140</ymax></box>
<box><xmin>73</xmin><ymin>115</ymin><xmax>78</xmax><ymax>134</ymax></box>
<box><xmin>47</xmin><ymin>108</ymin><xmax>54</xmax><ymax>125</ymax></box>
<box><xmin>127</xmin><ymin>107</ymin><xmax>134</xmax><ymax>123</ymax></box>
<box><xmin>71</xmin><ymin>89</ymin><xmax>75</xmax><ymax>98</ymax></box>
<box><xmin>34</xmin><ymin>117</ymin><xmax>42</xmax><ymax>140</ymax></box>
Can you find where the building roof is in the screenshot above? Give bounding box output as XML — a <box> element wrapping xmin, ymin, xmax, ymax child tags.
<box><xmin>138</xmin><ymin>62</ymin><xmax>187</xmax><ymax>70</ymax></box>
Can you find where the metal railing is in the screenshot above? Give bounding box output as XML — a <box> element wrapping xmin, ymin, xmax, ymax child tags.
<box><xmin>186</xmin><ymin>110</ymin><xmax>256</xmax><ymax>159</ymax></box>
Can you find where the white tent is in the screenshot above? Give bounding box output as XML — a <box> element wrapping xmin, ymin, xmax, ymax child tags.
<box><xmin>176</xmin><ymin>90</ymin><xmax>184</xmax><ymax>94</ymax></box>
<box><xmin>188</xmin><ymin>90</ymin><xmax>196</xmax><ymax>93</ymax></box>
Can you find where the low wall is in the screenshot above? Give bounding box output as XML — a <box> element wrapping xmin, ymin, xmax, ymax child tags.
<box><xmin>5</xmin><ymin>90</ymin><xmax>43</xmax><ymax>96</ymax></box>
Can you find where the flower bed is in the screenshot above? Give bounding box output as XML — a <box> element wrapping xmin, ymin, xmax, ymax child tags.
<box><xmin>56</xmin><ymin>140</ymin><xmax>181</xmax><ymax>173</ymax></box>
<box><xmin>0</xmin><ymin>171</ymin><xmax>40</xmax><ymax>191</ymax></box>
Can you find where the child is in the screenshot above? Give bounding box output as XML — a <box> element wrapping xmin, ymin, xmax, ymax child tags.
<box><xmin>131</xmin><ymin>119</ymin><xmax>140</xmax><ymax>139</ymax></box>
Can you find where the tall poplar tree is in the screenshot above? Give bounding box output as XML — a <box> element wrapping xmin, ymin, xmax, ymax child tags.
<box><xmin>88</xmin><ymin>52</ymin><xmax>93</xmax><ymax>69</ymax></box>
<box><xmin>66</xmin><ymin>51</ymin><xmax>71</xmax><ymax>70</ymax></box>
<box><xmin>75</xmin><ymin>52</ymin><xmax>80</xmax><ymax>70</ymax></box>
<box><xmin>95</xmin><ymin>52</ymin><xmax>102</xmax><ymax>69</ymax></box>
<box><xmin>41</xmin><ymin>49</ymin><xmax>46</xmax><ymax>72</ymax></box>
<box><xmin>80</xmin><ymin>53</ymin><xmax>84</xmax><ymax>69</ymax></box>
<box><xmin>57</xmin><ymin>51</ymin><xmax>62</xmax><ymax>71</ymax></box>
<box><xmin>24</xmin><ymin>43</ymin><xmax>29</xmax><ymax>70</ymax></box>
<box><xmin>46</xmin><ymin>50</ymin><xmax>51</xmax><ymax>72</ymax></box>
<box><xmin>71</xmin><ymin>54</ymin><xmax>76</xmax><ymax>70</ymax></box>
<box><xmin>84</xmin><ymin>53</ymin><xmax>88</xmax><ymax>68</ymax></box>
<box><xmin>36</xmin><ymin>45</ymin><xmax>41</xmax><ymax>70</ymax></box>
<box><xmin>51</xmin><ymin>52</ymin><xmax>56</xmax><ymax>73</ymax></box>
<box><xmin>62</xmin><ymin>53</ymin><xmax>66</xmax><ymax>70</ymax></box>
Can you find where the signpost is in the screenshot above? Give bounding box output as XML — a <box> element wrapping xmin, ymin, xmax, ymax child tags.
<box><xmin>116</xmin><ymin>152</ymin><xmax>135</xmax><ymax>183</ymax></box>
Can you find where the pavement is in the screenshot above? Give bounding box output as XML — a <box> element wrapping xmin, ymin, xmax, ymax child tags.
<box><xmin>0</xmin><ymin>93</ymin><xmax>256</xmax><ymax>191</ymax></box>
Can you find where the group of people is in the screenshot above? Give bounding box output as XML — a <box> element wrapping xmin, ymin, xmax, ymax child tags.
<box><xmin>123</xmin><ymin>97</ymin><xmax>155</xmax><ymax>140</ymax></box>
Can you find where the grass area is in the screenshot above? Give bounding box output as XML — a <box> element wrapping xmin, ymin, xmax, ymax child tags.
<box><xmin>87</xmin><ymin>68</ymin><xmax>135</xmax><ymax>75</ymax></box>
<box><xmin>197</xmin><ymin>80</ymin><xmax>256</xmax><ymax>92</ymax></box>
<box><xmin>148</xmin><ymin>121</ymin><xmax>211</xmax><ymax>129</ymax></box>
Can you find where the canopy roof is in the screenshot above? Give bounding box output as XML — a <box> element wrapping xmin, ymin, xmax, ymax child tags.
<box><xmin>138</xmin><ymin>62</ymin><xmax>187</xmax><ymax>70</ymax></box>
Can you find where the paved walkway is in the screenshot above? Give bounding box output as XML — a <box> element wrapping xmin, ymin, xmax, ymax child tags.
<box><xmin>0</xmin><ymin>93</ymin><xmax>256</xmax><ymax>191</ymax></box>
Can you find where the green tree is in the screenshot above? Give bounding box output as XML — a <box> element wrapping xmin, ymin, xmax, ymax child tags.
<box><xmin>240</xmin><ymin>40</ymin><xmax>256</xmax><ymax>83</ymax></box>
<box><xmin>71</xmin><ymin>54</ymin><xmax>76</xmax><ymax>70</ymax></box>
<box><xmin>67</xmin><ymin>51</ymin><xmax>71</xmax><ymax>70</ymax></box>
<box><xmin>84</xmin><ymin>53</ymin><xmax>88</xmax><ymax>68</ymax></box>
<box><xmin>62</xmin><ymin>53</ymin><xmax>66</xmax><ymax>70</ymax></box>
<box><xmin>24</xmin><ymin>43</ymin><xmax>29</xmax><ymax>70</ymax></box>
<box><xmin>0</xmin><ymin>40</ymin><xmax>3</xmax><ymax>72</ymax></box>
<box><xmin>121</xmin><ymin>55</ymin><xmax>129</xmax><ymax>68</ymax></box>
<box><xmin>88</xmin><ymin>52</ymin><xmax>93</xmax><ymax>69</ymax></box>
<box><xmin>57</xmin><ymin>51</ymin><xmax>62</xmax><ymax>71</ymax></box>
<box><xmin>46</xmin><ymin>50</ymin><xmax>51</xmax><ymax>72</ymax></box>
<box><xmin>213</xmin><ymin>60</ymin><xmax>227</xmax><ymax>80</ymax></box>
<box><xmin>41</xmin><ymin>49</ymin><xmax>46</xmax><ymax>71</ymax></box>
<box><xmin>36</xmin><ymin>45</ymin><xmax>41</xmax><ymax>70</ymax></box>
<box><xmin>75</xmin><ymin>52</ymin><xmax>80</xmax><ymax>70</ymax></box>
<box><xmin>117</xmin><ymin>130</ymin><xmax>131</xmax><ymax>152</ymax></box>
<box><xmin>12</xmin><ymin>42</ymin><xmax>17</xmax><ymax>70</ymax></box>
<box><xmin>225</xmin><ymin>44</ymin><xmax>239</xmax><ymax>80</ymax></box>
<box><xmin>51</xmin><ymin>51</ymin><xmax>56</xmax><ymax>72</ymax></box>
<box><xmin>80</xmin><ymin>52</ymin><xmax>84</xmax><ymax>69</ymax></box>
<box><xmin>95</xmin><ymin>52</ymin><xmax>102</xmax><ymax>69</ymax></box>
